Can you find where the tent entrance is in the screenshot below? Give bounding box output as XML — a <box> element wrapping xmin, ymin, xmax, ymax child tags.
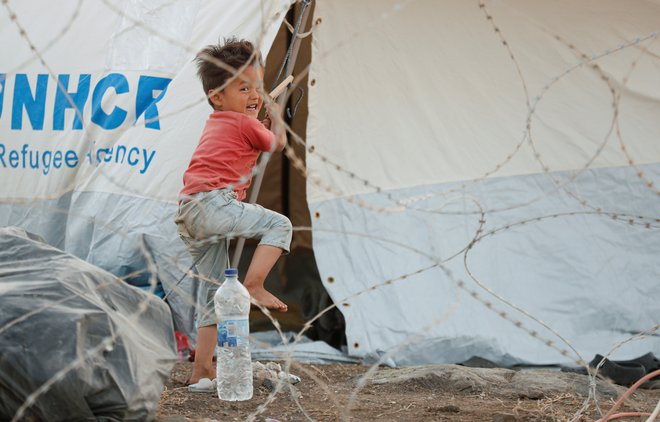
<box><xmin>237</xmin><ymin>1</ymin><xmax>346</xmax><ymax>350</ymax></box>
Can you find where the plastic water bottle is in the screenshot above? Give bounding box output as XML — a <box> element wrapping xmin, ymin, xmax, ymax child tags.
<box><xmin>214</xmin><ymin>268</ymin><xmax>253</xmax><ymax>401</ymax></box>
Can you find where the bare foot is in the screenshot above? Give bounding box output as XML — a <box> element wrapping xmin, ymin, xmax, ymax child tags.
<box><xmin>245</xmin><ymin>285</ymin><xmax>288</xmax><ymax>312</ymax></box>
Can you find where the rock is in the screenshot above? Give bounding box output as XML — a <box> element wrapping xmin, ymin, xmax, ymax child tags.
<box><xmin>254</xmin><ymin>361</ymin><xmax>301</xmax><ymax>387</ymax></box>
<box><xmin>367</xmin><ymin>364</ymin><xmax>628</xmax><ymax>400</ymax></box>
<box><xmin>263</xmin><ymin>378</ymin><xmax>276</xmax><ymax>391</ymax></box>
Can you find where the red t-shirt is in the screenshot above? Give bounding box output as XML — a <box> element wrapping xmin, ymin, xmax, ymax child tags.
<box><xmin>180</xmin><ymin>111</ymin><xmax>274</xmax><ymax>201</ymax></box>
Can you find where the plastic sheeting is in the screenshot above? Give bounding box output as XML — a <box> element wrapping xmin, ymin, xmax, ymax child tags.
<box><xmin>251</xmin><ymin>331</ymin><xmax>358</xmax><ymax>364</ymax></box>
<box><xmin>307</xmin><ymin>0</ymin><xmax>660</xmax><ymax>365</ymax></box>
<box><xmin>310</xmin><ymin>166</ymin><xmax>660</xmax><ymax>366</ymax></box>
<box><xmin>0</xmin><ymin>227</ymin><xmax>176</xmax><ymax>421</ymax></box>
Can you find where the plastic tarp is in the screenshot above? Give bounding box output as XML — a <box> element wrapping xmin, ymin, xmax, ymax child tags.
<box><xmin>0</xmin><ymin>226</ymin><xmax>176</xmax><ymax>421</ymax></box>
<box><xmin>307</xmin><ymin>0</ymin><xmax>660</xmax><ymax>365</ymax></box>
<box><xmin>251</xmin><ymin>331</ymin><xmax>359</xmax><ymax>364</ymax></box>
<box><xmin>0</xmin><ymin>0</ymin><xmax>291</xmax><ymax>340</ymax></box>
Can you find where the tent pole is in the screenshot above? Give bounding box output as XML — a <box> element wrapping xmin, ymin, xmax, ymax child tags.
<box><xmin>231</xmin><ymin>0</ymin><xmax>313</xmax><ymax>269</ymax></box>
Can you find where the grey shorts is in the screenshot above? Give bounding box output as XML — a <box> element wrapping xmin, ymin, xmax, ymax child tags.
<box><xmin>175</xmin><ymin>188</ymin><xmax>292</xmax><ymax>327</ymax></box>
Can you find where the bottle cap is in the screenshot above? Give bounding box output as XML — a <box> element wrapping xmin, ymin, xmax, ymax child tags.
<box><xmin>224</xmin><ymin>268</ymin><xmax>238</xmax><ymax>277</ymax></box>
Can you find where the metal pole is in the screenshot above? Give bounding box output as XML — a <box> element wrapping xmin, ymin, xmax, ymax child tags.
<box><xmin>231</xmin><ymin>0</ymin><xmax>313</xmax><ymax>268</ymax></box>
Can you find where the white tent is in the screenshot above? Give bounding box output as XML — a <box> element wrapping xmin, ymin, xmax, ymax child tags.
<box><xmin>1</xmin><ymin>0</ymin><xmax>659</xmax><ymax>366</ymax></box>
<box><xmin>307</xmin><ymin>0</ymin><xmax>660</xmax><ymax>365</ymax></box>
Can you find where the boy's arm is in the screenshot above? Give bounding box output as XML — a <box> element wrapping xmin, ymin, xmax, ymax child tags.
<box><xmin>263</xmin><ymin>103</ymin><xmax>286</xmax><ymax>152</ymax></box>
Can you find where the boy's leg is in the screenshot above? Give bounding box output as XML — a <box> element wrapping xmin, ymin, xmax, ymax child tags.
<box><xmin>188</xmin><ymin>238</ymin><xmax>228</xmax><ymax>384</ymax></box>
<box><xmin>183</xmin><ymin>190</ymin><xmax>292</xmax><ymax>314</ymax></box>
<box><xmin>176</xmin><ymin>190</ymin><xmax>232</xmax><ymax>384</ymax></box>
<box><xmin>229</xmin><ymin>202</ymin><xmax>292</xmax><ymax>312</ymax></box>
<box><xmin>243</xmin><ymin>245</ymin><xmax>288</xmax><ymax>312</ymax></box>
<box><xmin>189</xmin><ymin>325</ymin><xmax>216</xmax><ymax>383</ymax></box>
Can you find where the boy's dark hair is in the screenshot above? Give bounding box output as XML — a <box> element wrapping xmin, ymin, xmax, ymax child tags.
<box><xmin>195</xmin><ymin>37</ymin><xmax>262</xmax><ymax>107</ymax></box>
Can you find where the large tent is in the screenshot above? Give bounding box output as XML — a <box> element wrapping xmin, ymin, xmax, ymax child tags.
<box><xmin>306</xmin><ymin>0</ymin><xmax>660</xmax><ymax>365</ymax></box>
<box><xmin>1</xmin><ymin>0</ymin><xmax>659</xmax><ymax>367</ymax></box>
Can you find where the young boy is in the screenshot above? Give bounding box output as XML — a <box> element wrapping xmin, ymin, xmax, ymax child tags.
<box><xmin>175</xmin><ymin>38</ymin><xmax>292</xmax><ymax>387</ymax></box>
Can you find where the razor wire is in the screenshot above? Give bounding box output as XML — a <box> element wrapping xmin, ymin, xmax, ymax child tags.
<box><xmin>1</xmin><ymin>0</ymin><xmax>659</xmax><ymax>421</ymax></box>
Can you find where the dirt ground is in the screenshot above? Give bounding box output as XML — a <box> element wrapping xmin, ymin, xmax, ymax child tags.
<box><xmin>157</xmin><ymin>361</ymin><xmax>660</xmax><ymax>422</ymax></box>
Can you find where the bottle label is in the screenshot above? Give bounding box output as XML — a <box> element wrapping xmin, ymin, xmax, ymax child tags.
<box><xmin>217</xmin><ymin>319</ymin><xmax>249</xmax><ymax>348</ymax></box>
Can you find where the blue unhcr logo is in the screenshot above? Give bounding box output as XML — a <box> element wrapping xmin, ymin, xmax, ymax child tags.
<box><xmin>2</xmin><ymin>72</ymin><xmax>172</xmax><ymax>131</ymax></box>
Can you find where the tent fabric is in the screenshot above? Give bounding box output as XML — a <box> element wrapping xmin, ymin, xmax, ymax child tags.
<box><xmin>0</xmin><ymin>226</ymin><xmax>176</xmax><ymax>421</ymax></box>
<box><xmin>307</xmin><ymin>0</ymin><xmax>660</xmax><ymax>201</ymax></box>
<box><xmin>0</xmin><ymin>0</ymin><xmax>291</xmax><ymax>339</ymax></box>
<box><xmin>307</xmin><ymin>0</ymin><xmax>660</xmax><ymax>365</ymax></box>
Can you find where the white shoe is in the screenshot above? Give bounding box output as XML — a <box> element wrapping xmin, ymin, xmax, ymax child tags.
<box><xmin>187</xmin><ymin>377</ymin><xmax>216</xmax><ymax>393</ymax></box>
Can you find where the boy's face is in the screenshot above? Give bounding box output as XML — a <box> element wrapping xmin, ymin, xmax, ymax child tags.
<box><xmin>210</xmin><ymin>65</ymin><xmax>264</xmax><ymax>119</ymax></box>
